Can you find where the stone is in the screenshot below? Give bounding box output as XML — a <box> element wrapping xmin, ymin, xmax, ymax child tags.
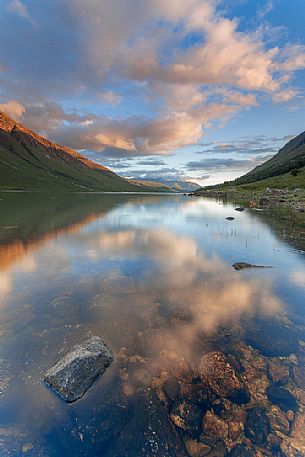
<box><xmin>227</xmin><ymin>443</ymin><xmax>256</xmax><ymax>456</ymax></box>
<box><xmin>226</xmin><ymin>217</ymin><xmax>235</xmax><ymax>221</ymax></box>
<box><xmin>104</xmin><ymin>389</ymin><xmax>188</xmax><ymax>457</ymax></box>
<box><xmin>208</xmin><ymin>440</ymin><xmax>227</xmax><ymax>457</ymax></box>
<box><xmin>245</xmin><ymin>320</ymin><xmax>300</xmax><ymax>357</ymax></box>
<box><xmin>244</xmin><ymin>407</ymin><xmax>270</xmax><ymax>445</ymax></box>
<box><xmin>292</xmin><ymin>364</ymin><xmax>305</xmax><ymax>390</ymax></box>
<box><xmin>235</xmin><ymin>207</ymin><xmax>245</xmax><ymax>212</ymax></box>
<box><xmin>185</xmin><ymin>439</ymin><xmax>211</xmax><ymax>457</ymax></box>
<box><xmin>267</xmin><ymin>361</ymin><xmax>290</xmax><ymax>385</ymax></box>
<box><xmin>199</xmin><ymin>352</ymin><xmax>250</xmax><ymax>404</ymax></box>
<box><xmin>259</xmin><ymin>197</ymin><xmax>271</xmax><ymax>206</ymax></box>
<box><xmin>44</xmin><ymin>336</ymin><xmax>113</xmax><ymax>402</ymax></box>
<box><xmin>202</xmin><ymin>411</ymin><xmax>228</xmax><ymax>439</ymax></box>
<box><xmin>266</xmin><ymin>385</ymin><xmax>298</xmax><ymax>412</ymax></box>
<box><xmin>163</xmin><ymin>378</ymin><xmax>181</xmax><ymax>402</ymax></box>
<box><xmin>232</xmin><ymin>262</ymin><xmax>272</xmax><ymax>271</ymax></box>
<box><xmin>170</xmin><ymin>401</ymin><xmax>203</xmax><ymax>438</ymax></box>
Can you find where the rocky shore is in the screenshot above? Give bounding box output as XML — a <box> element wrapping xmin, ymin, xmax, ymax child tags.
<box><xmin>192</xmin><ymin>188</ymin><xmax>305</xmax><ymax>214</ymax></box>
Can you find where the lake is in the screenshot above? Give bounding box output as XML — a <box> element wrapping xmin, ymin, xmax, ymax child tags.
<box><xmin>0</xmin><ymin>192</ymin><xmax>305</xmax><ymax>456</ymax></box>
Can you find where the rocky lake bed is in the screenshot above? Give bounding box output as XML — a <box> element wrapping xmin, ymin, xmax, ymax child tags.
<box><xmin>0</xmin><ymin>193</ymin><xmax>305</xmax><ymax>456</ymax></box>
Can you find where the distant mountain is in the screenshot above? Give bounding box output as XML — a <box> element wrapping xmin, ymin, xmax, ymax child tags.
<box><xmin>0</xmin><ymin>111</ymin><xmax>155</xmax><ymax>192</ymax></box>
<box><xmin>235</xmin><ymin>131</ymin><xmax>305</xmax><ymax>185</ymax></box>
<box><xmin>131</xmin><ymin>178</ymin><xmax>200</xmax><ymax>192</ymax></box>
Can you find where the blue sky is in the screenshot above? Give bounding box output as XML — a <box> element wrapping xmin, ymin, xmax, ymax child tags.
<box><xmin>0</xmin><ymin>0</ymin><xmax>305</xmax><ymax>185</ymax></box>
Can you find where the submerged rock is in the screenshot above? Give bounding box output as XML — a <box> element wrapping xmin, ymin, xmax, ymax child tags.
<box><xmin>170</xmin><ymin>401</ymin><xmax>203</xmax><ymax>438</ymax></box>
<box><xmin>227</xmin><ymin>443</ymin><xmax>256</xmax><ymax>456</ymax></box>
<box><xmin>225</xmin><ymin>217</ymin><xmax>235</xmax><ymax>221</ymax></box>
<box><xmin>106</xmin><ymin>389</ymin><xmax>188</xmax><ymax>457</ymax></box>
<box><xmin>199</xmin><ymin>352</ymin><xmax>250</xmax><ymax>405</ymax></box>
<box><xmin>202</xmin><ymin>411</ymin><xmax>228</xmax><ymax>439</ymax></box>
<box><xmin>266</xmin><ymin>385</ymin><xmax>298</xmax><ymax>412</ymax></box>
<box><xmin>235</xmin><ymin>207</ymin><xmax>245</xmax><ymax>212</ymax></box>
<box><xmin>244</xmin><ymin>407</ymin><xmax>270</xmax><ymax>445</ymax></box>
<box><xmin>245</xmin><ymin>320</ymin><xmax>300</xmax><ymax>357</ymax></box>
<box><xmin>232</xmin><ymin>262</ymin><xmax>272</xmax><ymax>271</ymax></box>
<box><xmin>44</xmin><ymin>336</ymin><xmax>113</xmax><ymax>402</ymax></box>
<box><xmin>163</xmin><ymin>378</ymin><xmax>181</xmax><ymax>402</ymax></box>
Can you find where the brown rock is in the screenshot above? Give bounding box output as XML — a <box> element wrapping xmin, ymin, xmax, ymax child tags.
<box><xmin>199</xmin><ymin>352</ymin><xmax>250</xmax><ymax>404</ymax></box>
<box><xmin>267</xmin><ymin>361</ymin><xmax>290</xmax><ymax>385</ymax></box>
<box><xmin>292</xmin><ymin>364</ymin><xmax>305</xmax><ymax>390</ymax></box>
<box><xmin>269</xmin><ymin>405</ymin><xmax>290</xmax><ymax>435</ymax></box>
<box><xmin>185</xmin><ymin>439</ymin><xmax>211</xmax><ymax>457</ymax></box>
<box><xmin>286</xmin><ymin>410</ymin><xmax>295</xmax><ymax>422</ymax></box>
<box><xmin>202</xmin><ymin>411</ymin><xmax>229</xmax><ymax>439</ymax></box>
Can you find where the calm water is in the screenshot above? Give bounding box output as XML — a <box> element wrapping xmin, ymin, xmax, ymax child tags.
<box><xmin>0</xmin><ymin>193</ymin><xmax>305</xmax><ymax>456</ymax></box>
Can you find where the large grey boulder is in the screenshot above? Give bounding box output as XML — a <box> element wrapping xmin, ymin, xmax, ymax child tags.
<box><xmin>44</xmin><ymin>336</ymin><xmax>113</xmax><ymax>402</ymax></box>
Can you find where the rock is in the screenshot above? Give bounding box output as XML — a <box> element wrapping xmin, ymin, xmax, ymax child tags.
<box><xmin>44</xmin><ymin>336</ymin><xmax>113</xmax><ymax>402</ymax></box>
<box><xmin>227</xmin><ymin>443</ymin><xmax>256</xmax><ymax>456</ymax></box>
<box><xmin>267</xmin><ymin>433</ymin><xmax>282</xmax><ymax>452</ymax></box>
<box><xmin>202</xmin><ymin>411</ymin><xmax>228</xmax><ymax>439</ymax></box>
<box><xmin>245</xmin><ymin>320</ymin><xmax>300</xmax><ymax>357</ymax></box>
<box><xmin>225</xmin><ymin>217</ymin><xmax>235</xmax><ymax>221</ymax></box>
<box><xmin>232</xmin><ymin>262</ymin><xmax>272</xmax><ymax>270</ymax></box>
<box><xmin>269</xmin><ymin>405</ymin><xmax>290</xmax><ymax>435</ymax></box>
<box><xmin>287</xmin><ymin>410</ymin><xmax>295</xmax><ymax>422</ymax></box>
<box><xmin>244</xmin><ymin>407</ymin><xmax>270</xmax><ymax>445</ymax></box>
<box><xmin>235</xmin><ymin>207</ymin><xmax>245</xmax><ymax>212</ymax></box>
<box><xmin>292</xmin><ymin>364</ymin><xmax>305</xmax><ymax>390</ymax></box>
<box><xmin>163</xmin><ymin>378</ymin><xmax>181</xmax><ymax>402</ymax></box>
<box><xmin>53</xmin><ymin>378</ymin><xmax>131</xmax><ymax>456</ymax></box>
<box><xmin>267</xmin><ymin>361</ymin><xmax>290</xmax><ymax>385</ymax></box>
<box><xmin>259</xmin><ymin>197</ymin><xmax>271</xmax><ymax>206</ymax></box>
<box><xmin>199</xmin><ymin>352</ymin><xmax>250</xmax><ymax>405</ymax></box>
<box><xmin>170</xmin><ymin>401</ymin><xmax>203</xmax><ymax>438</ymax></box>
<box><xmin>207</xmin><ymin>440</ymin><xmax>227</xmax><ymax>457</ymax></box>
<box><xmin>266</xmin><ymin>385</ymin><xmax>298</xmax><ymax>412</ymax></box>
<box><xmin>185</xmin><ymin>439</ymin><xmax>211</xmax><ymax>457</ymax></box>
<box><xmin>107</xmin><ymin>389</ymin><xmax>188</xmax><ymax>457</ymax></box>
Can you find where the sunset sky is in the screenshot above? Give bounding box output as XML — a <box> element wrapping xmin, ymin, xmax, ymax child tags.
<box><xmin>1</xmin><ymin>0</ymin><xmax>305</xmax><ymax>185</ymax></box>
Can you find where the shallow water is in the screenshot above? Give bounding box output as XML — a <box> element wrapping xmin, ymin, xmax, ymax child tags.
<box><xmin>0</xmin><ymin>193</ymin><xmax>305</xmax><ymax>456</ymax></box>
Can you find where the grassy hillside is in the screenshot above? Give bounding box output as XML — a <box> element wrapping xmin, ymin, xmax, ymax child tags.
<box><xmin>131</xmin><ymin>178</ymin><xmax>200</xmax><ymax>192</ymax></box>
<box><xmin>0</xmin><ymin>111</ymin><xmax>156</xmax><ymax>192</ymax></box>
<box><xmin>235</xmin><ymin>131</ymin><xmax>305</xmax><ymax>185</ymax></box>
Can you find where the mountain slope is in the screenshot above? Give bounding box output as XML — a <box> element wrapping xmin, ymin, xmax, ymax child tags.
<box><xmin>0</xmin><ymin>111</ymin><xmax>152</xmax><ymax>192</ymax></box>
<box><xmin>131</xmin><ymin>178</ymin><xmax>200</xmax><ymax>192</ymax></box>
<box><xmin>235</xmin><ymin>131</ymin><xmax>305</xmax><ymax>185</ymax></box>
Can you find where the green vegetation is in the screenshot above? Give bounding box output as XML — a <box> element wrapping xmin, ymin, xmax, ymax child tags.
<box><xmin>0</xmin><ymin>111</ymin><xmax>162</xmax><ymax>193</ymax></box>
<box><xmin>234</xmin><ymin>131</ymin><xmax>305</xmax><ymax>185</ymax></box>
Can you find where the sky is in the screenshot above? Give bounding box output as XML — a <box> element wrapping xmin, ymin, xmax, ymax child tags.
<box><xmin>0</xmin><ymin>0</ymin><xmax>305</xmax><ymax>185</ymax></box>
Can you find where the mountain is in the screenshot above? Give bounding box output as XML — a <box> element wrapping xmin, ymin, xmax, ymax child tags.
<box><xmin>0</xmin><ymin>111</ymin><xmax>154</xmax><ymax>192</ymax></box>
<box><xmin>234</xmin><ymin>131</ymin><xmax>305</xmax><ymax>185</ymax></box>
<box><xmin>131</xmin><ymin>178</ymin><xmax>200</xmax><ymax>192</ymax></box>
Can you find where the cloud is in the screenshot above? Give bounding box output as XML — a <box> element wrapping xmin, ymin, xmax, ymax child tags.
<box><xmin>136</xmin><ymin>159</ymin><xmax>166</xmax><ymax>166</ymax></box>
<box><xmin>186</xmin><ymin>157</ymin><xmax>267</xmax><ymax>172</ymax></box>
<box><xmin>6</xmin><ymin>0</ymin><xmax>37</xmax><ymax>25</ymax></box>
<box><xmin>121</xmin><ymin>167</ymin><xmax>190</xmax><ymax>181</ymax></box>
<box><xmin>0</xmin><ymin>99</ymin><xmax>25</xmax><ymax>118</ymax></box>
<box><xmin>0</xmin><ymin>0</ymin><xmax>305</xmax><ymax>160</ymax></box>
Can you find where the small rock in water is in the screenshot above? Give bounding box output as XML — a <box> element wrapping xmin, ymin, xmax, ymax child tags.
<box><xmin>199</xmin><ymin>352</ymin><xmax>250</xmax><ymax>405</ymax></box>
<box><xmin>163</xmin><ymin>378</ymin><xmax>181</xmax><ymax>402</ymax></box>
<box><xmin>232</xmin><ymin>262</ymin><xmax>272</xmax><ymax>271</ymax></box>
<box><xmin>227</xmin><ymin>443</ymin><xmax>256</xmax><ymax>457</ymax></box>
<box><xmin>44</xmin><ymin>336</ymin><xmax>113</xmax><ymax>402</ymax></box>
<box><xmin>235</xmin><ymin>207</ymin><xmax>245</xmax><ymax>212</ymax></box>
<box><xmin>225</xmin><ymin>217</ymin><xmax>235</xmax><ymax>221</ymax></box>
<box><xmin>266</xmin><ymin>385</ymin><xmax>298</xmax><ymax>412</ymax></box>
<box><xmin>244</xmin><ymin>407</ymin><xmax>270</xmax><ymax>445</ymax></box>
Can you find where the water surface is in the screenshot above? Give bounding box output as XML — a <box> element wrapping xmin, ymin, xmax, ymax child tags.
<box><xmin>0</xmin><ymin>193</ymin><xmax>305</xmax><ymax>456</ymax></box>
